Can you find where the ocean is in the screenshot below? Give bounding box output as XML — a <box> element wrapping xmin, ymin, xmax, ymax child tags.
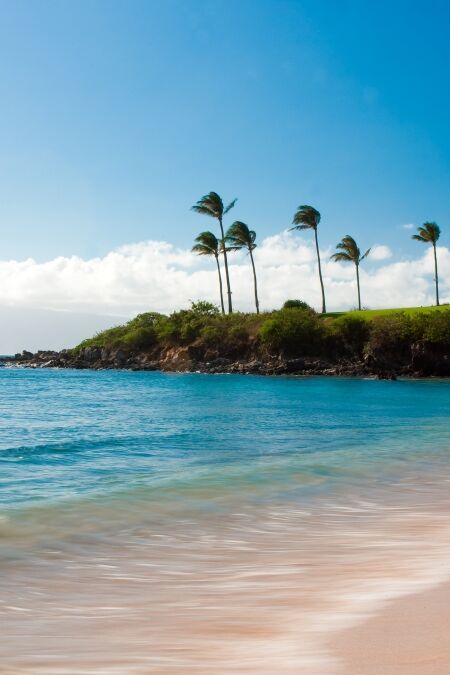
<box><xmin>1</xmin><ymin>369</ymin><xmax>450</xmax><ymax>673</ymax></box>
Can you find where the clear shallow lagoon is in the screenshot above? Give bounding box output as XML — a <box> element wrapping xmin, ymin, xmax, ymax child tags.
<box><xmin>1</xmin><ymin>369</ymin><xmax>450</xmax><ymax>673</ymax></box>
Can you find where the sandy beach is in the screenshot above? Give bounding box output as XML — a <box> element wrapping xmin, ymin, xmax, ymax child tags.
<box><xmin>331</xmin><ymin>582</ymin><xmax>450</xmax><ymax>674</ymax></box>
<box><xmin>2</xmin><ymin>372</ymin><xmax>450</xmax><ymax>674</ymax></box>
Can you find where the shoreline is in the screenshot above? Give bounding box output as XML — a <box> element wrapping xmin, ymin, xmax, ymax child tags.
<box><xmin>3</xmin><ymin>485</ymin><xmax>450</xmax><ymax>674</ymax></box>
<box><xmin>3</xmin><ymin>360</ymin><xmax>450</xmax><ymax>380</ymax></box>
<box><xmin>3</xmin><ymin>336</ymin><xmax>450</xmax><ymax>377</ymax></box>
<box><xmin>330</xmin><ymin>580</ymin><xmax>450</xmax><ymax>674</ymax></box>
<box><xmin>0</xmin><ymin>355</ymin><xmax>442</xmax><ymax>380</ymax></box>
<box><xmin>1</xmin><ymin>364</ymin><xmax>450</xmax><ymax>671</ymax></box>
<box><xmin>5</xmin><ymin>365</ymin><xmax>450</xmax><ymax>382</ymax></box>
<box><xmin>5</xmin><ymin>304</ymin><xmax>449</xmax><ymax>378</ymax></box>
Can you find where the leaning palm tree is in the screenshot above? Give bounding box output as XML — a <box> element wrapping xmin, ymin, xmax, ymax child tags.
<box><xmin>191</xmin><ymin>192</ymin><xmax>237</xmax><ymax>313</ymax></box>
<box><xmin>412</xmin><ymin>222</ymin><xmax>441</xmax><ymax>306</ymax></box>
<box><xmin>330</xmin><ymin>235</ymin><xmax>370</xmax><ymax>310</ymax></box>
<box><xmin>290</xmin><ymin>205</ymin><xmax>326</xmax><ymax>313</ymax></box>
<box><xmin>192</xmin><ymin>231</ymin><xmax>225</xmax><ymax>314</ymax></box>
<box><xmin>226</xmin><ymin>221</ymin><xmax>260</xmax><ymax>314</ymax></box>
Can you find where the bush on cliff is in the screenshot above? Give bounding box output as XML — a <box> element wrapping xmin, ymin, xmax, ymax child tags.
<box><xmin>365</xmin><ymin>313</ymin><xmax>414</xmax><ymax>359</ymax></box>
<box><xmin>74</xmin><ymin>303</ymin><xmax>450</xmax><ymax>369</ymax></box>
<box><xmin>155</xmin><ymin>310</ymin><xmax>214</xmax><ymax>344</ymax></box>
<box><xmin>77</xmin><ymin>312</ymin><xmax>163</xmax><ymax>351</ymax></box>
<box><xmin>196</xmin><ymin>312</ymin><xmax>260</xmax><ymax>356</ymax></box>
<box><xmin>410</xmin><ymin>310</ymin><xmax>450</xmax><ymax>347</ymax></box>
<box><xmin>282</xmin><ymin>299</ymin><xmax>313</xmax><ymax>311</ymax></box>
<box><xmin>330</xmin><ymin>315</ymin><xmax>370</xmax><ymax>356</ymax></box>
<box><xmin>258</xmin><ymin>307</ymin><xmax>325</xmax><ymax>355</ymax></box>
<box><xmin>153</xmin><ymin>304</ymin><xmax>260</xmax><ymax>355</ymax></box>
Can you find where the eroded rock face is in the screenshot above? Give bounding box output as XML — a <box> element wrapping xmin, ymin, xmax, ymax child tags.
<box><xmin>159</xmin><ymin>347</ymin><xmax>194</xmax><ymax>372</ymax></box>
<box><xmin>80</xmin><ymin>347</ymin><xmax>101</xmax><ymax>363</ymax></box>
<box><xmin>6</xmin><ymin>341</ymin><xmax>450</xmax><ymax>378</ymax></box>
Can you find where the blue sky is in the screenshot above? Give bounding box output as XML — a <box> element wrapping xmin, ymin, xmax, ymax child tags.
<box><xmin>1</xmin><ymin>0</ymin><xmax>450</xmax><ymax>352</ymax></box>
<box><xmin>1</xmin><ymin>0</ymin><xmax>450</xmax><ymax>262</ymax></box>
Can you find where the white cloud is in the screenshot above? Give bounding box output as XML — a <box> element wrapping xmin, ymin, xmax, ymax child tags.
<box><xmin>370</xmin><ymin>244</ymin><xmax>393</xmax><ymax>260</ymax></box>
<box><xmin>402</xmin><ymin>223</ymin><xmax>414</xmax><ymax>230</ymax></box>
<box><xmin>0</xmin><ymin>232</ymin><xmax>448</xmax><ymax>351</ymax></box>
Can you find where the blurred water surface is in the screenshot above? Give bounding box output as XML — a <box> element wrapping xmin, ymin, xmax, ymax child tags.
<box><xmin>1</xmin><ymin>370</ymin><xmax>449</xmax><ymax>673</ymax></box>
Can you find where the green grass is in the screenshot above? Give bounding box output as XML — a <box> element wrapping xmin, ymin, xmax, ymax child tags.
<box><xmin>323</xmin><ymin>305</ymin><xmax>450</xmax><ymax>319</ymax></box>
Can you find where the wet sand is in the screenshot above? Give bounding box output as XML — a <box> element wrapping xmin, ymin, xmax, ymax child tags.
<box><xmin>1</xmin><ymin>489</ymin><xmax>450</xmax><ymax>674</ymax></box>
<box><xmin>331</xmin><ymin>582</ymin><xmax>450</xmax><ymax>674</ymax></box>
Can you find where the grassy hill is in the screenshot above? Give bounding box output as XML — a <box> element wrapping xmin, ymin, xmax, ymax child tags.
<box><xmin>15</xmin><ymin>300</ymin><xmax>445</xmax><ymax>376</ymax></box>
<box><xmin>72</xmin><ymin>302</ymin><xmax>450</xmax><ymax>375</ymax></box>
<box><xmin>324</xmin><ymin>305</ymin><xmax>450</xmax><ymax>319</ymax></box>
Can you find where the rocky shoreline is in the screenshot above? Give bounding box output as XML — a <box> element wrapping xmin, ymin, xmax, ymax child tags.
<box><xmin>3</xmin><ymin>342</ymin><xmax>450</xmax><ymax>379</ymax></box>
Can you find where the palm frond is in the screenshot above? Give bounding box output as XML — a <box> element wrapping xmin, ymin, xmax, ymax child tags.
<box><xmin>192</xmin><ymin>244</ymin><xmax>214</xmax><ymax>256</ymax></box>
<box><xmin>330</xmin><ymin>252</ymin><xmax>353</xmax><ymax>262</ymax></box>
<box><xmin>332</xmin><ymin>235</ymin><xmax>369</xmax><ymax>265</ymax></box>
<box><xmin>192</xmin><ymin>231</ymin><xmax>220</xmax><ymax>256</ymax></box>
<box><xmin>191</xmin><ymin>192</ymin><xmax>224</xmax><ymax>219</ymax></box>
<box><xmin>291</xmin><ymin>205</ymin><xmax>321</xmax><ymax>230</ymax></box>
<box><xmin>191</xmin><ymin>204</ymin><xmax>215</xmax><ymax>217</ymax></box>
<box><xmin>223</xmin><ymin>198</ymin><xmax>237</xmax><ymax>215</ymax></box>
<box><xmin>225</xmin><ymin>221</ymin><xmax>257</xmax><ymax>251</ymax></box>
<box><xmin>412</xmin><ymin>222</ymin><xmax>440</xmax><ymax>244</ymax></box>
<box><xmin>289</xmin><ymin>223</ymin><xmax>311</xmax><ymax>231</ymax></box>
<box><xmin>225</xmin><ymin>245</ymin><xmax>244</xmax><ymax>252</ymax></box>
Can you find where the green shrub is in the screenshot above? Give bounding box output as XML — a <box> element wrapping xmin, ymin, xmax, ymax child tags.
<box><xmin>282</xmin><ymin>299</ymin><xmax>313</xmax><ymax>311</ymax></box>
<box><xmin>154</xmin><ymin>314</ymin><xmax>183</xmax><ymax>343</ymax></box>
<box><xmin>127</xmin><ymin>312</ymin><xmax>164</xmax><ymax>329</ymax></box>
<box><xmin>155</xmin><ymin>306</ymin><xmax>220</xmax><ymax>345</ymax></box>
<box><xmin>77</xmin><ymin>324</ymin><xmax>129</xmax><ymax>350</ymax></box>
<box><xmin>189</xmin><ymin>300</ymin><xmax>220</xmax><ymax>316</ymax></box>
<box><xmin>226</xmin><ymin>324</ymin><xmax>249</xmax><ymax>352</ymax></box>
<box><xmin>366</xmin><ymin>313</ymin><xmax>414</xmax><ymax>356</ymax></box>
<box><xmin>199</xmin><ymin>324</ymin><xmax>222</xmax><ymax>346</ymax></box>
<box><xmin>330</xmin><ymin>315</ymin><xmax>370</xmax><ymax>355</ymax></box>
<box><xmin>121</xmin><ymin>326</ymin><xmax>157</xmax><ymax>350</ymax></box>
<box><xmin>198</xmin><ymin>314</ymin><xmax>254</xmax><ymax>354</ymax></box>
<box><xmin>411</xmin><ymin>311</ymin><xmax>450</xmax><ymax>346</ymax></box>
<box><xmin>259</xmin><ymin>308</ymin><xmax>325</xmax><ymax>355</ymax></box>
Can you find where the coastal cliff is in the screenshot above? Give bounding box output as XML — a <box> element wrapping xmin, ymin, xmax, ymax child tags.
<box><xmin>6</xmin><ymin>303</ymin><xmax>450</xmax><ymax>378</ymax></box>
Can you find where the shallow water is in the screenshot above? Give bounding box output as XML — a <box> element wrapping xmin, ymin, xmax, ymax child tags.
<box><xmin>1</xmin><ymin>370</ymin><xmax>450</xmax><ymax>673</ymax></box>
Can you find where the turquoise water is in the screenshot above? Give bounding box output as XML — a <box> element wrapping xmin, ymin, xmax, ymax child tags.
<box><xmin>1</xmin><ymin>369</ymin><xmax>450</xmax><ymax>674</ymax></box>
<box><xmin>1</xmin><ymin>369</ymin><xmax>450</xmax><ymax>511</ymax></box>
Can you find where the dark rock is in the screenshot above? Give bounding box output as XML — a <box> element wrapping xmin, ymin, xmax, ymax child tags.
<box><xmin>376</xmin><ymin>372</ymin><xmax>397</xmax><ymax>381</ymax></box>
<box><xmin>81</xmin><ymin>347</ymin><xmax>101</xmax><ymax>363</ymax></box>
<box><xmin>8</xmin><ymin>337</ymin><xmax>449</xmax><ymax>378</ymax></box>
<box><xmin>112</xmin><ymin>349</ymin><xmax>128</xmax><ymax>366</ymax></box>
<box><xmin>411</xmin><ymin>342</ymin><xmax>450</xmax><ymax>376</ymax></box>
<box><xmin>284</xmin><ymin>358</ymin><xmax>305</xmax><ymax>373</ymax></box>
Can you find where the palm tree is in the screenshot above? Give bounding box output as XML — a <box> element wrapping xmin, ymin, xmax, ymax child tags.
<box><xmin>226</xmin><ymin>221</ymin><xmax>260</xmax><ymax>314</ymax></box>
<box><xmin>191</xmin><ymin>192</ymin><xmax>237</xmax><ymax>313</ymax></box>
<box><xmin>192</xmin><ymin>231</ymin><xmax>225</xmax><ymax>314</ymax></box>
<box><xmin>290</xmin><ymin>205</ymin><xmax>326</xmax><ymax>313</ymax></box>
<box><xmin>331</xmin><ymin>235</ymin><xmax>370</xmax><ymax>310</ymax></box>
<box><xmin>412</xmin><ymin>222</ymin><xmax>441</xmax><ymax>306</ymax></box>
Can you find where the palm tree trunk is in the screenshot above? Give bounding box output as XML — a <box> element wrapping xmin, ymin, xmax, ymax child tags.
<box><xmin>249</xmin><ymin>248</ymin><xmax>260</xmax><ymax>314</ymax></box>
<box><xmin>356</xmin><ymin>263</ymin><xmax>361</xmax><ymax>311</ymax></box>
<box><xmin>215</xmin><ymin>254</ymin><xmax>225</xmax><ymax>314</ymax></box>
<box><xmin>219</xmin><ymin>217</ymin><xmax>233</xmax><ymax>313</ymax></box>
<box><xmin>314</xmin><ymin>228</ymin><xmax>326</xmax><ymax>313</ymax></box>
<box><xmin>433</xmin><ymin>243</ymin><xmax>440</xmax><ymax>306</ymax></box>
